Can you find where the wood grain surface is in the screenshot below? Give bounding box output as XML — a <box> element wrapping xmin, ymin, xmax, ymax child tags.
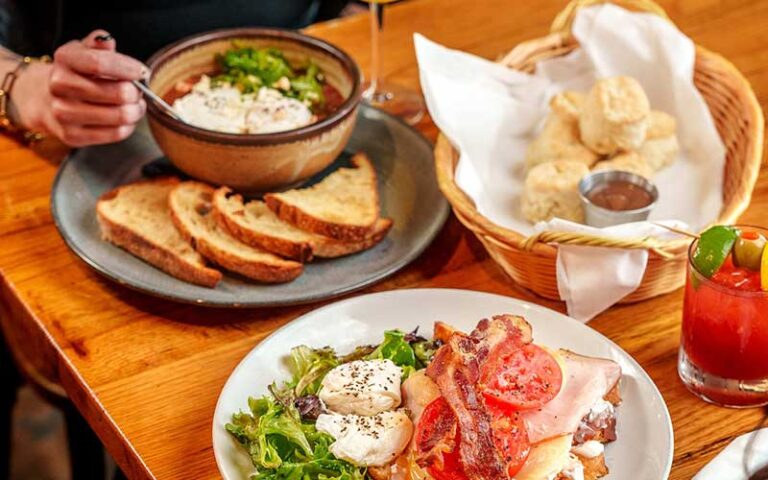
<box><xmin>1</xmin><ymin>1</ymin><xmax>767</xmax><ymax>479</ymax></box>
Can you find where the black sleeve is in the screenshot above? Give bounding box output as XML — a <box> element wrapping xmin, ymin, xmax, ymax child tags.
<box><xmin>0</xmin><ymin>0</ymin><xmax>61</xmax><ymax>55</ymax></box>
<box><xmin>0</xmin><ymin>0</ymin><xmax>12</xmax><ymax>47</ymax></box>
<box><xmin>315</xmin><ymin>0</ymin><xmax>351</xmax><ymax>22</ymax></box>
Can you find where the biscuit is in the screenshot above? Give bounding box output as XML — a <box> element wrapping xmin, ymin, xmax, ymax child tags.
<box><xmin>592</xmin><ymin>151</ymin><xmax>654</xmax><ymax>178</ymax></box>
<box><xmin>646</xmin><ymin>110</ymin><xmax>677</xmax><ymax>139</ymax></box>
<box><xmin>638</xmin><ymin>135</ymin><xmax>679</xmax><ymax>172</ymax></box>
<box><xmin>549</xmin><ymin>91</ymin><xmax>586</xmax><ymax>121</ymax></box>
<box><xmin>522</xmin><ymin>160</ymin><xmax>589</xmax><ymax>223</ymax></box>
<box><xmin>579</xmin><ymin>76</ymin><xmax>650</xmax><ymax>155</ymax></box>
<box><xmin>525</xmin><ymin>113</ymin><xmax>600</xmax><ymax>172</ymax></box>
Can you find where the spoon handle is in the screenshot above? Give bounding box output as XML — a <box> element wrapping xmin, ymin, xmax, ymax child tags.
<box><xmin>133</xmin><ymin>80</ymin><xmax>184</xmax><ymax>123</ymax></box>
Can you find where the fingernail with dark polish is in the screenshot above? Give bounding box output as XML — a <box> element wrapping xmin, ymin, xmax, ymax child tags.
<box><xmin>140</xmin><ymin>67</ymin><xmax>150</xmax><ymax>80</ymax></box>
<box><xmin>95</xmin><ymin>33</ymin><xmax>113</xmax><ymax>42</ymax></box>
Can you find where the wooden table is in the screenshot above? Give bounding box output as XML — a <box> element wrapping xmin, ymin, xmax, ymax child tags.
<box><xmin>1</xmin><ymin>0</ymin><xmax>767</xmax><ymax>478</ymax></box>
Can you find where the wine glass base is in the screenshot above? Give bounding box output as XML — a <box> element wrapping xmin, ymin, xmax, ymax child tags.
<box><xmin>363</xmin><ymin>81</ymin><xmax>425</xmax><ymax>126</ymax></box>
<box><xmin>678</xmin><ymin>349</ymin><xmax>768</xmax><ymax>408</ymax></box>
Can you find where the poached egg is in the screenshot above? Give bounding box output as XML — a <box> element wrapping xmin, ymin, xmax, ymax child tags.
<box><xmin>319</xmin><ymin>359</ymin><xmax>403</xmax><ymax>416</ymax></box>
<box><xmin>172</xmin><ymin>75</ymin><xmax>313</xmax><ymax>134</ymax></box>
<box><xmin>316</xmin><ymin>410</ymin><xmax>413</xmax><ymax>467</ymax></box>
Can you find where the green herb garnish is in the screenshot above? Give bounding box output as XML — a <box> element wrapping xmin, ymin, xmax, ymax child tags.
<box><xmin>211</xmin><ymin>45</ymin><xmax>325</xmax><ymax>109</ymax></box>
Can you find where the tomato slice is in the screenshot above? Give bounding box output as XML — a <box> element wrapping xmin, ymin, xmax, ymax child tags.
<box><xmin>479</xmin><ymin>342</ymin><xmax>563</xmax><ymax>411</ymax></box>
<box><xmin>415</xmin><ymin>396</ymin><xmax>531</xmax><ymax>479</ymax></box>
<box><xmin>415</xmin><ymin>397</ymin><xmax>456</xmax><ymax>454</ymax></box>
<box><xmin>487</xmin><ymin>403</ymin><xmax>531</xmax><ymax>477</ymax></box>
<box><xmin>426</xmin><ymin>434</ymin><xmax>466</xmax><ymax>480</ymax></box>
<box><xmin>415</xmin><ymin>397</ymin><xmax>467</xmax><ymax>480</ymax></box>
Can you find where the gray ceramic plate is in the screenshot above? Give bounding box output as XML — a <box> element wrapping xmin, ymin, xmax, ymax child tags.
<box><xmin>51</xmin><ymin>105</ymin><xmax>448</xmax><ymax>307</ymax></box>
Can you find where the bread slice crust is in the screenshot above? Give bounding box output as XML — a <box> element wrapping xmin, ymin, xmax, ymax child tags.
<box><xmin>213</xmin><ymin>187</ymin><xmax>314</xmax><ymax>262</ymax></box>
<box><xmin>214</xmin><ymin>187</ymin><xmax>393</xmax><ymax>262</ymax></box>
<box><xmin>312</xmin><ymin>218</ymin><xmax>392</xmax><ymax>258</ymax></box>
<box><xmin>169</xmin><ymin>182</ymin><xmax>303</xmax><ymax>283</ymax></box>
<box><xmin>264</xmin><ymin>152</ymin><xmax>380</xmax><ymax>241</ymax></box>
<box><xmin>96</xmin><ymin>177</ymin><xmax>222</xmax><ymax>288</ymax></box>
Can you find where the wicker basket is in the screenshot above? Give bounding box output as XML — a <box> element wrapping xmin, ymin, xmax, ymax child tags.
<box><xmin>434</xmin><ymin>0</ymin><xmax>764</xmax><ymax>303</ymax></box>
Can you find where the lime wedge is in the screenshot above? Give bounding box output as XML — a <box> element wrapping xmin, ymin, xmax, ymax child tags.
<box><xmin>761</xmin><ymin>243</ymin><xmax>768</xmax><ymax>292</ymax></box>
<box><xmin>692</xmin><ymin>226</ymin><xmax>739</xmax><ymax>278</ymax></box>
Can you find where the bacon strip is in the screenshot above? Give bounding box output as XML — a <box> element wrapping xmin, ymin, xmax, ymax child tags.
<box><xmin>424</xmin><ymin>315</ymin><xmax>533</xmax><ymax>480</ymax></box>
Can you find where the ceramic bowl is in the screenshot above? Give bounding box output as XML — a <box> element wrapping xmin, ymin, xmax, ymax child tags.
<box><xmin>145</xmin><ymin>28</ymin><xmax>362</xmax><ymax>192</ymax></box>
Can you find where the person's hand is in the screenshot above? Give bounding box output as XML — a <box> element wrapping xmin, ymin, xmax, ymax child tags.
<box><xmin>12</xmin><ymin>30</ymin><xmax>148</xmax><ymax>147</ymax></box>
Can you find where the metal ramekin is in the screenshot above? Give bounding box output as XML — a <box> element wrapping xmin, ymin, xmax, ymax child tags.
<box><xmin>579</xmin><ymin>170</ymin><xmax>659</xmax><ymax>227</ymax></box>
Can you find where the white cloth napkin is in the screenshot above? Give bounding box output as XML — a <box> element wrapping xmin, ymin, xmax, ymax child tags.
<box><xmin>414</xmin><ymin>4</ymin><xmax>725</xmax><ymax>320</ymax></box>
<box><xmin>695</xmin><ymin>428</ymin><xmax>768</xmax><ymax>480</ymax></box>
<box><xmin>537</xmin><ymin>219</ymin><xmax>686</xmax><ymax>322</ymax></box>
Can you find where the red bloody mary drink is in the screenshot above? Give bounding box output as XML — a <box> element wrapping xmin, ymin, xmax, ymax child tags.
<box><xmin>678</xmin><ymin>225</ymin><xmax>768</xmax><ymax>407</ymax></box>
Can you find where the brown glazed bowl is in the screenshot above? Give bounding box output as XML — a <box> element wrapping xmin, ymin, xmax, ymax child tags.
<box><xmin>145</xmin><ymin>28</ymin><xmax>362</xmax><ymax>192</ymax></box>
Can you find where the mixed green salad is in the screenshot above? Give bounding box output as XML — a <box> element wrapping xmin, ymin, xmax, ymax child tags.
<box><xmin>212</xmin><ymin>45</ymin><xmax>326</xmax><ymax>109</ymax></box>
<box><xmin>226</xmin><ymin>329</ymin><xmax>440</xmax><ymax>480</ymax></box>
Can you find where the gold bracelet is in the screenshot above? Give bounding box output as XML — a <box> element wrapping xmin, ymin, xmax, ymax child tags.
<box><xmin>0</xmin><ymin>55</ymin><xmax>52</xmax><ymax>144</ymax></box>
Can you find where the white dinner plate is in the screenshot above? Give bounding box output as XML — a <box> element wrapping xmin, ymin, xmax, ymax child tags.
<box><xmin>213</xmin><ymin>288</ymin><xmax>674</xmax><ymax>479</ymax></box>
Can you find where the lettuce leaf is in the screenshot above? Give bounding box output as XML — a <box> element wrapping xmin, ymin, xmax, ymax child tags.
<box><xmin>226</xmin><ymin>396</ymin><xmax>366</xmax><ymax>479</ymax></box>
<box><xmin>366</xmin><ymin>330</ymin><xmax>418</xmax><ymax>378</ymax></box>
<box><xmin>253</xmin><ymin>428</ymin><xmax>366</xmax><ymax>480</ymax></box>
<box><xmin>226</xmin><ymin>397</ymin><xmax>311</xmax><ymax>469</ymax></box>
<box><xmin>284</xmin><ymin>345</ymin><xmax>340</xmax><ymax>398</ymax></box>
<box><xmin>229</xmin><ymin>328</ymin><xmax>436</xmax><ymax>478</ymax></box>
<box><xmin>412</xmin><ymin>339</ymin><xmax>441</xmax><ymax>368</ymax></box>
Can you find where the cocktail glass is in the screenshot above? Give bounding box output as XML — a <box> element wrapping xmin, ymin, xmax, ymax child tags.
<box><xmin>678</xmin><ymin>226</ymin><xmax>768</xmax><ymax>407</ymax></box>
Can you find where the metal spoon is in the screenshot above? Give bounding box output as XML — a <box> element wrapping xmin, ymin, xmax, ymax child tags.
<box><xmin>132</xmin><ymin>79</ymin><xmax>185</xmax><ymax>123</ymax></box>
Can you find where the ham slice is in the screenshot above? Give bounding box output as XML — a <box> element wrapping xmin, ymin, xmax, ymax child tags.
<box><xmin>522</xmin><ymin>350</ymin><xmax>621</xmax><ymax>444</ymax></box>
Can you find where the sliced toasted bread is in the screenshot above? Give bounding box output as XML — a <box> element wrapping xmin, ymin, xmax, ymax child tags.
<box><xmin>168</xmin><ymin>182</ymin><xmax>303</xmax><ymax>283</ymax></box>
<box><xmin>213</xmin><ymin>187</ymin><xmax>393</xmax><ymax>262</ymax></box>
<box><xmin>264</xmin><ymin>152</ymin><xmax>381</xmax><ymax>241</ymax></box>
<box><xmin>96</xmin><ymin>177</ymin><xmax>222</xmax><ymax>288</ymax></box>
<box><xmin>312</xmin><ymin>217</ymin><xmax>391</xmax><ymax>258</ymax></box>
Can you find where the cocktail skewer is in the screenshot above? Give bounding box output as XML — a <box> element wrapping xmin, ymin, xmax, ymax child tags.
<box><xmin>652</xmin><ymin>222</ymin><xmax>700</xmax><ymax>239</ymax></box>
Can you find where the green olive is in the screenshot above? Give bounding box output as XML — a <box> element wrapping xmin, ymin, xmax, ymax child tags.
<box><xmin>733</xmin><ymin>233</ymin><xmax>767</xmax><ymax>271</ymax></box>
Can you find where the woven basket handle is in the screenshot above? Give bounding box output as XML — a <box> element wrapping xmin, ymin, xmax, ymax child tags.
<box><xmin>550</xmin><ymin>0</ymin><xmax>670</xmax><ymax>40</ymax></box>
<box><xmin>517</xmin><ymin>230</ymin><xmax>679</xmax><ymax>258</ymax></box>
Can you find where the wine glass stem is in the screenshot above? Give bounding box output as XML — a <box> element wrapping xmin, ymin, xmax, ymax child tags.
<box><xmin>366</xmin><ymin>1</ymin><xmax>382</xmax><ymax>98</ymax></box>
